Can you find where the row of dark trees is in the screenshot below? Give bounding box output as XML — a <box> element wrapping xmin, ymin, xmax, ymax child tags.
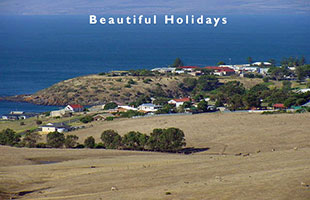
<box><xmin>0</xmin><ymin>127</ymin><xmax>186</xmax><ymax>152</ymax></box>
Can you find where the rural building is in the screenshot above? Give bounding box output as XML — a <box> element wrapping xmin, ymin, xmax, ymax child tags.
<box><xmin>88</xmin><ymin>105</ymin><xmax>105</xmax><ymax>112</ymax></box>
<box><xmin>40</xmin><ymin>123</ymin><xmax>71</xmax><ymax>133</ymax></box>
<box><xmin>65</xmin><ymin>104</ymin><xmax>84</xmax><ymax>112</ymax></box>
<box><xmin>151</xmin><ymin>67</ymin><xmax>176</xmax><ymax>73</ymax></box>
<box><xmin>50</xmin><ymin>109</ymin><xmax>72</xmax><ymax>117</ymax></box>
<box><xmin>252</xmin><ymin>62</ymin><xmax>272</xmax><ymax>66</ymax></box>
<box><xmin>205</xmin><ymin>66</ymin><xmax>235</xmax><ymax>76</ymax></box>
<box><xmin>138</xmin><ymin>103</ymin><xmax>162</xmax><ymax>112</ymax></box>
<box><xmin>168</xmin><ymin>98</ymin><xmax>191</xmax><ymax>108</ymax></box>
<box><xmin>273</xmin><ymin>104</ymin><xmax>286</xmax><ymax>110</ymax></box>
<box><xmin>178</xmin><ymin>66</ymin><xmax>200</xmax><ymax>72</ymax></box>
<box><xmin>93</xmin><ymin>113</ymin><xmax>114</xmax><ymax>121</ymax></box>
<box><xmin>117</xmin><ymin>106</ymin><xmax>138</xmax><ymax>112</ymax></box>
<box><xmin>1</xmin><ymin>111</ymin><xmax>37</xmax><ymax>120</ymax></box>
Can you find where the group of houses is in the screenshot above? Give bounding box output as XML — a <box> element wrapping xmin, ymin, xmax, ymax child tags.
<box><xmin>1</xmin><ymin>111</ymin><xmax>38</xmax><ymax>120</ymax></box>
<box><xmin>151</xmin><ymin>62</ymin><xmax>273</xmax><ymax>77</ymax></box>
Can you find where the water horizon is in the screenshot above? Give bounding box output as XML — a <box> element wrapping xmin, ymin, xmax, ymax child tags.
<box><xmin>0</xmin><ymin>14</ymin><xmax>309</xmax><ymax>115</ymax></box>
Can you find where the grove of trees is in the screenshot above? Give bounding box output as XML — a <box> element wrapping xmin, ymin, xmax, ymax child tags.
<box><xmin>0</xmin><ymin>127</ymin><xmax>187</xmax><ymax>153</ymax></box>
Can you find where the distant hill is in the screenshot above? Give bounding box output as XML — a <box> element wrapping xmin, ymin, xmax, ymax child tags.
<box><xmin>16</xmin><ymin>74</ymin><xmax>188</xmax><ymax>106</ymax></box>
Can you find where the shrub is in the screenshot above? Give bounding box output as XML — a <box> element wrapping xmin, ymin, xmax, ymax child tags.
<box><xmin>128</xmin><ymin>79</ymin><xmax>136</xmax><ymax>85</ymax></box>
<box><xmin>36</xmin><ymin>143</ymin><xmax>47</xmax><ymax>148</ymax></box>
<box><xmin>84</xmin><ymin>136</ymin><xmax>96</xmax><ymax>148</ymax></box>
<box><xmin>36</xmin><ymin>120</ymin><xmax>43</xmax><ymax>125</ymax></box>
<box><xmin>75</xmin><ymin>143</ymin><xmax>85</xmax><ymax>149</ymax></box>
<box><xmin>143</xmin><ymin>78</ymin><xmax>152</xmax><ymax>84</ymax></box>
<box><xmin>65</xmin><ymin>135</ymin><xmax>79</xmax><ymax>148</ymax></box>
<box><xmin>124</xmin><ymin>83</ymin><xmax>131</xmax><ymax>88</ymax></box>
<box><xmin>101</xmin><ymin>130</ymin><xmax>122</xmax><ymax>149</ymax></box>
<box><xmin>106</xmin><ymin>116</ymin><xmax>114</xmax><ymax>121</ymax></box>
<box><xmin>22</xmin><ymin>132</ymin><xmax>42</xmax><ymax>148</ymax></box>
<box><xmin>80</xmin><ymin>115</ymin><xmax>94</xmax><ymax>124</ymax></box>
<box><xmin>94</xmin><ymin>142</ymin><xmax>106</xmax><ymax>149</ymax></box>
<box><xmin>119</xmin><ymin>110</ymin><xmax>144</xmax><ymax>118</ymax></box>
<box><xmin>46</xmin><ymin>131</ymin><xmax>65</xmax><ymax>148</ymax></box>
<box><xmin>20</xmin><ymin>122</ymin><xmax>25</xmax><ymax>126</ymax></box>
<box><xmin>104</xmin><ymin>102</ymin><xmax>118</xmax><ymax>110</ymax></box>
<box><xmin>0</xmin><ymin>129</ymin><xmax>21</xmax><ymax>146</ymax></box>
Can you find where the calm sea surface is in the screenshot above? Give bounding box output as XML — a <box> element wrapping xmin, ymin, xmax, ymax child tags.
<box><xmin>0</xmin><ymin>15</ymin><xmax>309</xmax><ymax>115</ymax></box>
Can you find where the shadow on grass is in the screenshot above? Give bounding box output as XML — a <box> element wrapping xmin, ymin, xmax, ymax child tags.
<box><xmin>177</xmin><ymin>147</ymin><xmax>210</xmax><ymax>155</ymax></box>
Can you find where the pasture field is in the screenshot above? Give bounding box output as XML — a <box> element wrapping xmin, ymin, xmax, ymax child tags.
<box><xmin>1</xmin><ymin>112</ymin><xmax>310</xmax><ymax>199</ymax></box>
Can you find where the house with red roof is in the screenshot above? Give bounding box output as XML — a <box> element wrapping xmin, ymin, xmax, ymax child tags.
<box><xmin>205</xmin><ymin>66</ymin><xmax>235</xmax><ymax>76</ymax></box>
<box><xmin>168</xmin><ymin>98</ymin><xmax>191</xmax><ymax>108</ymax></box>
<box><xmin>65</xmin><ymin>104</ymin><xmax>84</xmax><ymax>112</ymax></box>
<box><xmin>273</xmin><ymin>104</ymin><xmax>286</xmax><ymax>110</ymax></box>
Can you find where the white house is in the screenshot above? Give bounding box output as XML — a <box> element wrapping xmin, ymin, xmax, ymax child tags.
<box><xmin>50</xmin><ymin>109</ymin><xmax>68</xmax><ymax>117</ymax></box>
<box><xmin>40</xmin><ymin>123</ymin><xmax>70</xmax><ymax>133</ymax></box>
<box><xmin>296</xmin><ymin>88</ymin><xmax>310</xmax><ymax>93</ymax></box>
<box><xmin>64</xmin><ymin>104</ymin><xmax>84</xmax><ymax>112</ymax></box>
<box><xmin>168</xmin><ymin>98</ymin><xmax>191</xmax><ymax>108</ymax></box>
<box><xmin>258</xmin><ymin>68</ymin><xmax>270</xmax><ymax>75</ymax></box>
<box><xmin>151</xmin><ymin>67</ymin><xmax>176</xmax><ymax>73</ymax></box>
<box><xmin>118</xmin><ymin>106</ymin><xmax>138</xmax><ymax>111</ymax></box>
<box><xmin>252</xmin><ymin>62</ymin><xmax>272</xmax><ymax>66</ymax></box>
<box><xmin>138</xmin><ymin>104</ymin><xmax>162</xmax><ymax>112</ymax></box>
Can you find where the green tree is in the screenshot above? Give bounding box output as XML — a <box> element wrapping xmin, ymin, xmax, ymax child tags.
<box><xmin>197</xmin><ymin>100</ymin><xmax>209</xmax><ymax>112</ymax></box>
<box><xmin>263</xmin><ymin>77</ymin><xmax>269</xmax><ymax>83</ymax></box>
<box><xmin>104</xmin><ymin>102</ymin><xmax>118</xmax><ymax>110</ymax></box>
<box><xmin>282</xmin><ymin>81</ymin><xmax>292</xmax><ymax>91</ymax></box>
<box><xmin>179</xmin><ymin>78</ymin><xmax>197</xmax><ymax>92</ymax></box>
<box><xmin>296</xmin><ymin>65</ymin><xmax>310</xmax><ymax>81</ymax></box>
<box><xmin>299</xmin><ymin>56</ymin><xmax>306</xmax><ymax>66</ymax></box>
<box><xmin>196</xmin><ymin>75</ymin><xmax>219</xmax><ymax>92</ymax></box>
<box><xmin>148</xmin><ymin>128</ymin><xmax>186</xmax><ymax>152</ymax></box>
<box><xmin>84</xmin><ymin>136</ymin><xmax>95</xmax><ymax>148</ymax></box>
<box><xmin>65</xmin><ymin>135</ymin><xmax>79</xmax><ymax>148</ymax></box>
<box><xmin>268</xmin><ymin>67</ymin><xmax>291</xmax><ymax>81</ymax></box>
<box><xmin>0</xmin><ymin>129</ymin><xmax>21</xmax><ymax>146</ymax></box>
<box><xmin>22</xmin><ymin>132</ymin><xmax>41</xmax><ymax>148</ymax></box>
<box><xmin>122</xmin><ymin>131</ymin><xmax>149</xmax><ymax>150</ymax></box>
<box><xmin>101</xmin><ymin>130</ymin><xmax>122</xmax><ymax>149</ymax></box>
<box><xmin>46</xmin><ymin>132</ymin><xmax>65</xmax><ymax>148</ymax></box>
<box><xmin>172</xmin><ymin>58</ymin><xmax>184</xmax><ymax>67</ymax></box>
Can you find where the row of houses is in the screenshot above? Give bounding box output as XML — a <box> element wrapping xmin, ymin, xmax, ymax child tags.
<box><xmin>151</xmin><ymin>62</ymin><xmax>272</xmax><ymax>77</ymax></box>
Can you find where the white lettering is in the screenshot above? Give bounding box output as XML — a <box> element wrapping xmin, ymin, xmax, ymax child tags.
<box><xmin>165</xmin><ymin>15</ymin><xmax>174</xmax><ymax>24</ymax></box>
<box><xmin>89</xmin><ymin>15</ymin><xmax>97</xmax><ymax>24</ymax></box>
<box><xmin>213</xmin><ymin>18</ymin><xmax>220</xmax><ymax>27</ymax></box>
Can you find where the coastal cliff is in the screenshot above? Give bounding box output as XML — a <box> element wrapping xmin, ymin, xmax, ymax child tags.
<box><xmin>0</xmin><ymin>75</ymin><xmax>188</xmax><ymax>106</ymax></box>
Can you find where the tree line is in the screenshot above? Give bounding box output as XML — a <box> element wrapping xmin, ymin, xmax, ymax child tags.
<box><xmin>0</xmin><ymin>127</ymin><xmax>186</xmax><ymax>152</ymax></box>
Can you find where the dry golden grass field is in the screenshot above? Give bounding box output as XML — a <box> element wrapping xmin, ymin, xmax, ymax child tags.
<box><xmin>1</xmin><ymin>112</ymin><xmax>310</xmax><ymax>200</ymax></box>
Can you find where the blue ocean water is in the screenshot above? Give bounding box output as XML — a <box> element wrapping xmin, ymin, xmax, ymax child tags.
<box><xmin>0</xmin><ymin>15</ymin><xmax>309</xmax><ymax>115</ymax></box>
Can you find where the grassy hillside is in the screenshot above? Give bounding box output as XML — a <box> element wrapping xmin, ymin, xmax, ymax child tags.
<box><xmin>1</xmin><ymin>112</ymin><xmax>310</xmax><ymax>200</ymax></box>
<box><xmin>24</xmin><ymin>75</ymin><xmax>188</xmax><ymax>106</ymax></box>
